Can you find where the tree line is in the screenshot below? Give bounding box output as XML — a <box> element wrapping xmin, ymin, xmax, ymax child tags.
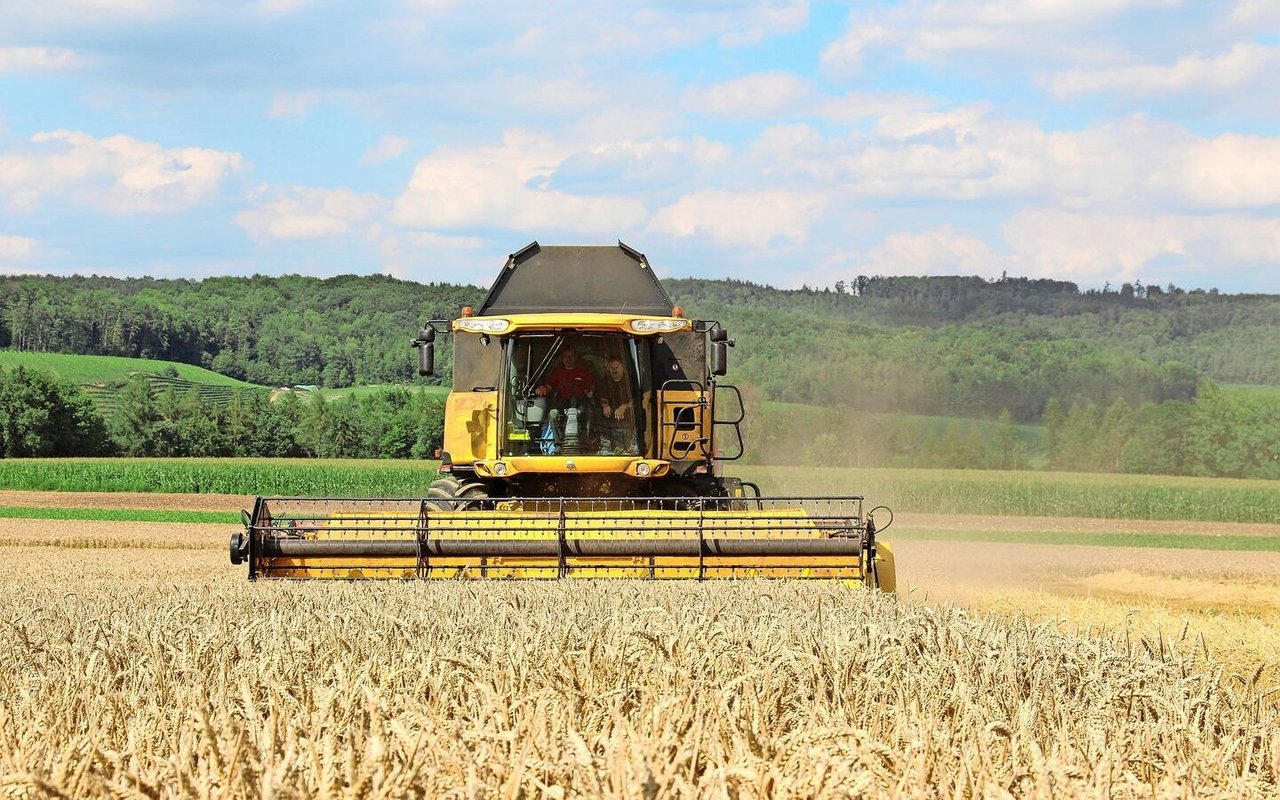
<box><xmin>4</xmin><ymin>272</ymin><xmax>1278</xmax><ymax>407</ymax></box>
<box><xmin>1</xmin><ymin>365</ymin><xmax>444</xmax><ymax>460</ymax></box>
<box><xmin>5</xmin><ymin>363</ymin><xmax>1276</xmax><ymax>479</ymax></box>
<box><xmin>0</xmin><ymin>274</ymin><xmax>479</xmax><ymax>388</ymax></box>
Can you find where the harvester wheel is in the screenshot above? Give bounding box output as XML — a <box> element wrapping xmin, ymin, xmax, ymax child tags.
<box><xmin>424</xmin><ymin>477</ymin><xmax>491</xmax><ymax>511</ymax></box>
<box><xmin>427</xmin><ymin>476</ymin><xmax>462</xmax><ymax>497</ymax></box>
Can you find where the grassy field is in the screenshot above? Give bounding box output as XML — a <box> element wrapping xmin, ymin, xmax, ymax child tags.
<box><xmin>740</xmin><ymin>465</ymin><xmax>1280</xmax><ymax>523</ymax></box>
<box><xmin>0</xmin><ymin>350</ymin><xmax>256</xmax><ymax>387</ymax></box>
<box><xmin>0</xmin><ymin>457</ymin><xmax>440</xmax><ymax>496</ymax></box>
<box><xmin>0</xmin><ymin>350</ymin><xmax>271</xmax><ymax>417</ymax></box>
<box><xmin>3</xmin><ymin>459</ymin><xmax>1279</xmax><ymax>523</ymax></box>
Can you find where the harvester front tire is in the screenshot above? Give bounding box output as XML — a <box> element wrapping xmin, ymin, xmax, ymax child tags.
<box><xmin>424</xmin><ymin>477</ymin><xmax>490</xmax><ymax>511</ymax></box>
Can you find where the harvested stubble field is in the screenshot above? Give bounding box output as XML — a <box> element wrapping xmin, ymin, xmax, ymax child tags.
<box><xmin>2</xmin><ymin>498</ymin><xmax>1280</xmax><ymax>797</ymax></box>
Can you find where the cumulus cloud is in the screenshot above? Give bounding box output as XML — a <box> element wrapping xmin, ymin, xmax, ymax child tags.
<box><xmin>682</xmin><ymin>71</ymin><xmax>814</xmax><ymax>119</ymax></box>
<box><xmin>858</xmin><ymin>225</ymin><xmax>1000</xmax><ymax>275</ymax></box>
<box><xmin>0</xmin><ymin>130</ymin><xmax>243</xmax><ymax>213</ymax></box>
<box><xmin>1046</xmin><ymin>43</ymin><xmax>1280</xmax><ymax>100</ymax></box>
<box><xmin>823</xmin><ymin>0</ymin><xmax>1182</xmax><ymax>74</ymax></box>
<box><xmin>552</xmin><ymin>136</ymin><xmax>731</xmax><ymax>193</ymax></box>
<box><xmin>1229</xmin><ymin>0</ymin><xmax>1280</xmax><ymax>27</ymax></box>
<box><xmin>236</xmin><ymin>185</ymin><xmax>384</xmax><ymax>241</ymax></box>
<box><xmin>0</xmin><ymin>46</ymin><xmax>81</xmax><ymax>74</ymax></box>
<box><xmin>742</xmin><ymin>110</ymin><xmax>1280</xmax><ymax>210</ymax></box>
<box><xmin>0</xmin><ymin>234</ymin><xmax>37</xmax><ymax>260</ymax></box>
<box><xmin>647</xmin><ymin>189</ymin><xmax>826</xmax><ymax>247</ymax></box>
<box><xmin>1004</xmin><ymin>211</ymin><xmax>1280</xmax><ymax>283</ymax></box>
<box><xmin>391</xmin><ymin>131</ymin><xmax>647</xmax><ymax>235</ymax></box>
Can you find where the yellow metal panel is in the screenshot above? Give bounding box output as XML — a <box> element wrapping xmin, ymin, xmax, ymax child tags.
<box><xmin>658</xmin><ymin>388</ymin><xmax>712</xmax><ymax>462</ymax></box>
<box><xmin>443</xmin><ymin>391</ymin><xmax>498</xmax><ymax>462</ymax></box>
<box><xmin>453</xmin><ymin>313</ymin><xmax>691</xmax><ymax>335</ymax></box>
<box><xmin>473</xmin><ymin>457</ymin><xmax>669</xmax><ymax>477</ymax></box>
<box><xmin>251</xmin><ymin>506</ymin><xmax>881</xmax><ymax>585</ymax></box>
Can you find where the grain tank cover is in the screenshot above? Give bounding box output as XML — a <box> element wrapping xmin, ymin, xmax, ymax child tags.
<box><xmin>477</xmin><ymin>241</ymin><xmax>675</xmax><ymax>316</ymax></box>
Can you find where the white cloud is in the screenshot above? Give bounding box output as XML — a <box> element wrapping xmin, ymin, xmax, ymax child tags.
<box><xmin>647</xmin><ymin>189</ymin><xmax>826</xmax><ymax>247</ymax></box>
<box><xmin>360</xmin><ymin>135</ymin><xmax>413</xmax><ymax>167</ymax></box>
<box><xmin>858</xmin><ymin>225</ymin><xmax>999</xmax><ymax>275</ymax></box>
<box><xmin>269</xmin><ymin>91</ymin><xmax>326</xmax><ymax>119</ymax></box>
<box><xmin>682</xmin><ymin>71</ymin><xmax>814</xmax><ymax>119</ymax></box>
<box><xmin>391</xmin><ymin>131</ymin><xmax>647</xmax><ymax>235</ymax></box>
<box><xmin>1046</xmin><ymin>43</ymin><xmax>1280</xmax><ymax>99</ymax></box>
<box><xmin>1156</xmin><ymin>133</ymin><xmax>1280</xmax><ymax>208</ymax></box>
<box><xmin>820</xmin><ymin>21</ymin><xmax>891</xmax><ymax>74</ymax></box>
<box><xmin>1229</xmin><ymin>0</ymin><xmax>1280</xmax><ymax>27</ymax></box>
<box><xmin>1004</xmin><ymin>211</ymin><xmax>1280</xmax><ymax>283</ymax></box>
<box><xmin>236</xmin><ymin>185</ymin><xmax>383</xmax><ymax>241</ymax></box>
<box><xmin>0</xmin><ymin>47</ymin><xmax>81</xmax><ymax>74</ymax></box>
<box><xmin>823</xmin><ymin>0</ymin><xmax>1182</xmax><ymax>74</ymax></box>
<box><xmin>743</xmin><ymin>110</ymin><xmax>1280</xmax><ymax>210</ymax></box>
<box><xmin>0</xmin><ymin>129</ymin><xmax>243</xmax><ymax>213</ymax></box>
<box><xmin>716</xmin><ymin>0</ymin><xmax>807</xmax><ymax>47</ymax></box>
<box><xmin>819</xmin><ymin>91</ymin><xmax>936</xmax><ymax>123</ymax></box>
<box><xmin>0</xmin><ymin>234</ymin><xmax>37</xmax><ymax>260</ymax></box>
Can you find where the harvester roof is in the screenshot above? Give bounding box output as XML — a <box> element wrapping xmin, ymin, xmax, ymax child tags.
<box><xmin>477</xmin><ymin>241</ymin><xmax>675</xmax><ymax>316</ymax></box>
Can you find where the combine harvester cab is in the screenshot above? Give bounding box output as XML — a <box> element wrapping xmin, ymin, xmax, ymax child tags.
<box><xmin>230</xmin><ymin>242</ymin><xmax>895</xmax><ymax>587</ymax></box>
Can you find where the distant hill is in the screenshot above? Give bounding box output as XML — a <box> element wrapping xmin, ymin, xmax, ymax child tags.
<box><xmin>0</xmin><ymin>351</ymin><xmax>270</xmax><ymax>418</ymax></box>
<box><xmin>2</xmin><ymin>272</ymin><xmax>1277</xmax><ymax>422</ymax></box>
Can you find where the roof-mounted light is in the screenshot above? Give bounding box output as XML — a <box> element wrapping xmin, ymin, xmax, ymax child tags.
<box><xmin>628</xmin><ymin>318</ymin><xmax>691</xmax><ymax>334</ymax></box>
<box><xmin>456</xmin><ymin>318</ymin><xmax>511</xmax><ymax>333</ymax></box>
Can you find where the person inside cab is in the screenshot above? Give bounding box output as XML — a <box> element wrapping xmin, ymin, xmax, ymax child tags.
<box><xmin>535</xmin><ymin>344</ymin><xmax>595</xmax><ymax>407</ymax></box>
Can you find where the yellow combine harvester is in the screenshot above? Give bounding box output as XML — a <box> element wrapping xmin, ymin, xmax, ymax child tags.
<box><xmin>230</xmin><ymin>242</ymin><xmax>895</xmax><ymax>587</ymax></box>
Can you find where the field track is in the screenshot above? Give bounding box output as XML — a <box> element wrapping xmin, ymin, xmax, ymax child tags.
<box><xmin>0</xmin><ymin>489</ymin><xmax>253</xmax><ymax>512</ymax></box>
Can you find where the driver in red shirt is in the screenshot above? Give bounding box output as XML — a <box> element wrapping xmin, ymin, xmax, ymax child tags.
<box><xmin>536</xmin><ymin>345</ymin><xmax>595</xmax><ymax>405</ymax></box>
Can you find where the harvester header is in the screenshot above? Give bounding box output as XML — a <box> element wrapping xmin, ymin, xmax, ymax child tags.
<box><xmin>231</xmin><ymin>241</ymin><xmax>895</xmax><ymax>586</ymax></box>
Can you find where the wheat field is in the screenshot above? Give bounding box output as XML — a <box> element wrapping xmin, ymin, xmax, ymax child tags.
<box><xmin>0</xmin><ymin>531</ymin><xmax>1277</xmax><ymax>799</ymax></box>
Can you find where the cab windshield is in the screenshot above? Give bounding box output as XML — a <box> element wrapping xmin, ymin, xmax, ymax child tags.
<box><xmin>502</xmin><ymin>333</ymin><xmax>644</xmax><ymax>457</ymax></box>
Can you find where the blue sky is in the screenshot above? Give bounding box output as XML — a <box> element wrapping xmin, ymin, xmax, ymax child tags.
<box><xmin>1</xmin><ymin>0</ymin><xmax>1278</xmax><ymax>291</ymax></box>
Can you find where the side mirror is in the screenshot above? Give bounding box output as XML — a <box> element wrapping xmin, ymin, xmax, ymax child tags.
<box><xmin>709</xmin><ymin>327</ymin><xmax>728</xmax><ymax>343</ymax></box>
<box><xmin>712</xmin><ymin>341</ymin><xmax>727</xmax><ymax>376</ymax></box>
<box><xmin>418</xmin><ymin>342</ymin><xmax>435</xmax><ymax>376</ymax></box>
<box><xmin>413</xmin><ymin>327</ymin><xmax>436</xmax><ymax>376</ymax></box>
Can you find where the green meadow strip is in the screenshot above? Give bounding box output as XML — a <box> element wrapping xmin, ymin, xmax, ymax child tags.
<box><xmin>0</xmin><ymin>507</ymin><xmax>240</xmax><ymax>524</ymax></box>
<box><xmin>890</xmin><ymin>527</ymin><xmax>1280</xmax><ymax>552</ymax></box>
<box><xmin>739</xmin><ymin>466</ymin><xmax>1280</xmax><ymax>524</ymax></box>
<box><xmin>0</xmin><ymin>458</ymin><xmax>439</xmax><ymax>497</ymax></box>
<box><xmin>1</xmin><ymin>459</ymin><xmax>1277</xmax><ymax>523</ymax></box>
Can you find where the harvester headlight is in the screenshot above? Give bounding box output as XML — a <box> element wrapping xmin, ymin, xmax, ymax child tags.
<box><xmin>635</xmin><ymin>462</ymin><xmax>651</xmax><ymax>477</ymax></box>
<box><xmin>629</xmin><ymin>318</ymin><xmax>690</xmax><ymax>333</ymax></box>
<box><xmin>493</xmin><ymin>462</ymin><xmax>508</xmax><ymax>476</ymax></box>
<box><xmin>456</xmin><ymin>318</ymin><xmax>511</xmax><ymax>333</ymax></box>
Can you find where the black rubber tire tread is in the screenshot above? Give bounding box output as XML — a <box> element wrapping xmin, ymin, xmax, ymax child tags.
<box><xmin>424</xmin><ymin>476</ymin><xmax>464</xmax><ymax>512</ymax></box>
<box><xmin>424</xmin><ymin>479</ymin><xmax>490</xmax><ymax>512</ymax></box>
<box><xmin>454</xmin><ymin>482</ymin><xmax>491</xmax><ymax>510</ymax></box>
<box><xmin>429</xmin><ymin>477</ymin><xmax>462</xmax><ymax>493</ymax></box>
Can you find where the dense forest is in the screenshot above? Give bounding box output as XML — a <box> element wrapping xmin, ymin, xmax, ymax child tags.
<box><xmin>3</xmin><ymin>273</ymin><xmax>1276</xmax><ymax>423</ymax></box>
<box><xmin>0</xmin><ymin>275</ymin><xmax>478</xmax><ymax>389</ymax></box>
<box><xmin>2</xmin><ymin>271</ymin><xmax>1278</xmax><ymax>476</ymax></box>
